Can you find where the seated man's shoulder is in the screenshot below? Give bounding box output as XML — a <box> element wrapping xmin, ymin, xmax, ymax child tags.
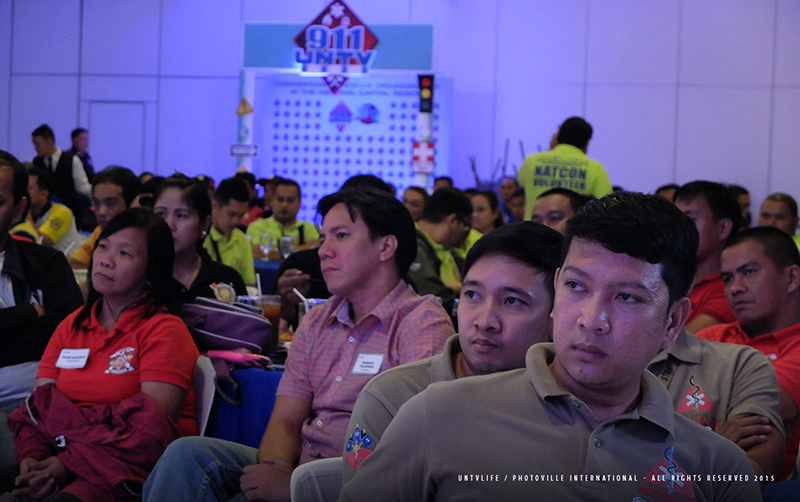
<box><xmin>419</xmin><ymin>368</ymin><xmax>528</xmax><ymax>410</ymax></box>
<box><xmin>16</xmin><ymin>239</ymin><xmax>70</xmax><ymax>264</ymax></box>
<box><xmin>697</xmin><ymin>335</ymin><xmax>771</xmax><ymax>368</ymax></box>
<box><xmin>361</xmin><ymin>354</ymin><xmax>441</xmax><ymax>403</ymax></box>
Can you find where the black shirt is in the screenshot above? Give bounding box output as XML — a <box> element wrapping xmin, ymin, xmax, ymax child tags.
<box><xmin>172</xmin><ymin>248</ymin><xmax>248</xmax><ymax>310</ymax></box>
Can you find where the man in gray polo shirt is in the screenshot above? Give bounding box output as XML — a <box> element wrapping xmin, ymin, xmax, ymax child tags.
<box><xmin>342</xmin><ymin>222</ymin><xmax>563</xmax><ymax>482</ymax></box>
<box><xmin>340</xmin><ymin>192</ymin><xmax>761</xmax><ymax>502</ymax></box>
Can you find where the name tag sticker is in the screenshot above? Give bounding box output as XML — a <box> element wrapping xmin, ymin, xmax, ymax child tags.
<box><xmin>352</xmin><ymin>353</ymin><xmax>384</xmax><ymax>375</ymax></box>
<box><xmin>56</xmin><ymin>348</ymin><xmax>90</xmax><ymax>369</ymax></box>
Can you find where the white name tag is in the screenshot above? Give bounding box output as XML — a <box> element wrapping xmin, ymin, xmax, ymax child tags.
<box><xmin>352</xmin><ymin>353</ymin><xmax>384</xmax><ymax>375</ymax></box>
<box><xmin>56</xmin><ymin>348</ymin><xmax>90</xmax><ymax>369</ymax></box>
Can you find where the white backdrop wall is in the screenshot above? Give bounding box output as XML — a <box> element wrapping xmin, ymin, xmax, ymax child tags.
<box><xmin>1</xmin><ymin>0</ymin><xmax>799</xmax><ymax>210</ymax></box>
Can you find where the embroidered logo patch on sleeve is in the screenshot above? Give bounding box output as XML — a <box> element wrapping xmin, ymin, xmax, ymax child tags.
<box><xmin>345</xmin><ymin>424</ymin><xmax>375</xmax><ymax>471</ymax></box>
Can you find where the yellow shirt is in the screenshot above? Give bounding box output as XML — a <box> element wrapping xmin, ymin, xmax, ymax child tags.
<box><xmin>71</xmin><ymin>226</ymin><xmax>102</xmax><ymax>267</ymax></box>
<box><xmin>203</xmin><ymin>226</ymin><xmax>256</xmax><ymax>285</ymax></box>
<box><xmin>246</xmin><ymin>216</ymin><xmax>319</xmax><ymax>246</ymax></box>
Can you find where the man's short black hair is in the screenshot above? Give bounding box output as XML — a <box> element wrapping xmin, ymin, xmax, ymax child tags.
<box><xmin>32</xmin><ymin>124</ymin><xmax>55</xmax><ymax>141</ymax></box>
<box><xmin>28</xmin><ymin>166</ymin><xmax>55</xmax><ymax>196</ymax></box>
<box><xmin>318</xmin><ymin>189</ymin><xmax>417</xmax><ymax>276</ymax></box>
<box><xmin>537</xmin><ymin>187</ymin><xmax>593</xmax><ymax>214</ymax></box>
<box><xmin>556</xmin><ymin>117</ymin><xmax>592</xmax><ymax>149</ymax></box>
<box><xmin>93</xmin><ymin>166</ymin><xmax>141</xmax><ymax>207</ymax></box>
<box><xmin>234</xmin><ymin>171</ymin><xmax>257</xmax><ymax>188</ymax></box>
<box><xmin>464</xmin><ymin>222</ymin><xmax>563</xmax><ymax>305</ymax></box>
<box><xmin>727</xmin><ymin>226</ymin><xmax>800</xmax><ymax>269</ymax></box>
<box><xmin>763</xmin><ymin>193</ymin><xmax>799</xmax><ymax>219</ymax></box>
<box><xmin>564</xmin><ymin>192</ymin><xmax>699</xmax><ymax>308</ymax></box>
<box><xmin>512</xmin><ymin>188</ymin><xmax>525</xmax><ymax>199</ymax></box>
<box><xmin>727</xmin><ymin>184</ymin><xmax>749</xmax><ymax>198</ymax></box>
<box><xmin>214</xmin><ymin>177</ymin><xmax>250</xmax><ymax>206</ymax></box>
<box><xmin>434</xmin><ymin>176</ymin><xmax>453</xmax><ymax>188</ymax></box>
<box><xmin>0</xmin><ymin>150</ymin><xmax>29</xmax><ymax>205</ymax></box>
<box><xmin>422</xmin><ymin>187</ymin><xmax>472</xmax><ymax>223</ymax></box>
<box><xmin>71</xmin><ymin>127</ymin><xmax>87</xmax><ymax>139</ymax></box>
<box><xmin>275</xmin><ymin>177</ymin><xmax>301</xmax><ymax>198</ymax></box>
<box><xmin>674</xmin><ymin>181</ymin><xmax>742</xmax><ymax>236</ymax></box>
<box><xmin>341</xmin><ymin>174</ymin><xmax>392</xmax><ymax>193</ymax></box>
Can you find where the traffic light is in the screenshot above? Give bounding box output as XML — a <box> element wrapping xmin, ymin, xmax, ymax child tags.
<box><xmin>418</xmin><ymin>75</ymin><xmax>434</xmax><ymax>113</ymax></box>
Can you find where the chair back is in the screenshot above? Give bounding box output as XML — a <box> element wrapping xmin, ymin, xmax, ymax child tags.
<box><xmin>194</xmin><ymin>355</ymin><xmax>216</xmax><ymax>436</ymax></box>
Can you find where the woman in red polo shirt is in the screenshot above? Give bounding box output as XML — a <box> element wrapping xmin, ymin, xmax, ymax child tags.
<box><xmin>2</xmin><ymin>208</ymin><xmax>198</xmax><ymax>502</ymax></box>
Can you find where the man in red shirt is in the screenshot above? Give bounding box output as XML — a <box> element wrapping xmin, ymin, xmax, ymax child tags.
<box><xmin>674</xmin><ymin>181</ymin><xmax>740</xmax><ymax>333</ymax></box>
<box><xmin>698</xmin><ymin>226</ymin><xmax>800</xmax><ymax>479</ymax></box>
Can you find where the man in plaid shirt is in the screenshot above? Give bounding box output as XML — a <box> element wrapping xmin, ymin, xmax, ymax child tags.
<box><xmin>144</xmin><ymin>188</ymin><xmax>454</xmax><ymax>502</ymax></box>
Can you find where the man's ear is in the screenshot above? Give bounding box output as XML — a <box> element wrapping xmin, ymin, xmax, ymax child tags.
<box><xmin>550</xmin><ymin>267</ymin><xmax>562</xmax><ymax>319</ymax></box>
<box><xmin>13</xmin><ymin>196</ymin><xmax>28</xmax><ymax>222</ymax></box>
<box><xmin>661</xmin><ymin>296</ymin><xmax>691</xmax><ymax>350</ymax></box>
<box><xmin>377</xmin><ymin>234</ymin><xmax>398</xmax><ymax>263</ymax></box>
<box><xmin>717</xmin><ymin>217</ymin><xmax>733</xmax><ymax>241</ymax></box>
<box><xmin>786</xmin><ymin>264</ymin><xmax>800</xmax><ymax>295</ymax></box>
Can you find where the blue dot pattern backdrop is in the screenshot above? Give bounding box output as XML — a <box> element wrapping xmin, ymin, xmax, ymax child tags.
<box><xmin>254</xmin><ymin>73</ymin><xmax>453</xmax><ymax>223</ymax></box>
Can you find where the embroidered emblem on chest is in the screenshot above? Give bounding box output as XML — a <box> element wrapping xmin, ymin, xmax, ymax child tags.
<box><xmin>641</xmin><ymin>445</ymin><xmax>697</xmax><ymax>501</ymax></box>
<box><xmin>345</xmin><ymin>424</ymin><xmax>375</xmax><ymax>471</ymax></box>
<box><xmin>677</xmin><ymin>375</ymin><xmax>713</xmax><ymax>413</ymax></box>
<box><xmin>105</xmin><ymin>347</ymin><xmax>135</xmax><ymax>374</ymax></box>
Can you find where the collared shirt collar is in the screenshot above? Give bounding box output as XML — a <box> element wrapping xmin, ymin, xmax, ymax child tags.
<box><xmin>429</xmin><ymin>333</ymin><xmax>460</xmax><ymax>382</ymax></box>
<box><xmin>552</xmin><ymin>143</ymin><xmax>586</xmax><ymax>156</ymax></box>
<box><xmin>326</xmin><ymin>279</ymin><xmax>410</xmax><ymax>329</ymax></box>
<box><xmin>82</xmin><ymin>294</ymin><xmax>155</xmax><ymax>334</ymax></box>
<box><xmin>526</xmin><ymin>343</ymin><xmax>676</xmax><ymax>435</ymax></box>
<box><xmin>208</xmin><ymin>225</ymin><xmax>229</xmax><ymax>242</ymax></box>
<box><xmin>649</xmin><ymin>328</ymin><xmax>702</xmax><ymax>365</ymax></box>
<box><xmin>0</xmin><ymin>238</ymin><xmax>26</xmax><ymax>284</ymax></box>
<box><xmin>49</xmin><ymin>147</ymin><xmax>63</xmax><ymax>166</ymax></box>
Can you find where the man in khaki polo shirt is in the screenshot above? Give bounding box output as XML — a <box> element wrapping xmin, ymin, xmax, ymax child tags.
<box><xmin>340</xmin><ymin>192</ymin><xmax>761</xmax><ymax>502</ymax></box>
<box><xmin>342</xmin><ymin>222</ymin><xmax>563</xmax><ymax>483</ymax></box>
<box><xmin>649</xmin><ymin>328</ymin><xmax>785</xmax><ymax>480</ymax></box>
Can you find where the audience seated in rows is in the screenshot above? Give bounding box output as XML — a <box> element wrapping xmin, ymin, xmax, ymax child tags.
<box><xmin>674</xmin><ymin>181</ymin><xmax>740</xmax><ymax>333</ymax></box>
<box><xmin>203</xmin><ymin>177</ymin><xmax>255</xmax><ymax>286</ymax></box>
<box><xmin>69</xmin><ymin>166</ymin><xmax>140</xmax><ymax>269</ymax></box>
<box><xmin>153</xmin><ymin>174</ymin><xmax>247</xmax><ymax>309</ymax></box>
<box><xmin>143</xmin><ymin>188</ymin><xmax>454</xmax><ymax>502</ymax></box>
<box><xmin>2</xmin><ymin>208</ymin><xmax>198</xmax><ymax>501</ymax></box>
<box><xmin>0</xmin><ymin>152</ymin><xmax>82</xmax><ymax>467</ymax></box>
<box><xmin>342</xmin><ymin>222</ymin><xmax>562</xmax><ymax>483</ymax></box>
<box><xmin>340</xmin><ymin>192</ymin><xmax>761</xmax><ymax>501</ymax></box>
<box><xmin>698</xmin><ymin>226</ymin><xmax>800</xmax><ymax>480</ymax></box>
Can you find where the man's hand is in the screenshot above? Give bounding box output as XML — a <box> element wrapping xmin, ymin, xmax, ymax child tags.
<box><xmin>277</xmin><ymin>269</ymin><xmax>311</xmax><ymax>306</ymax></box>
<box><xmin>718</xmin><ymin>414</ymin><xmax>771</xmax><ymax>450</ymax></box>
<box><xmin>239</xmin><ymin>457</ymin><xmax>294</xmax><ymax>502</ymax></box>
<box><xmin>14</xmin><ymin>456</ymin><xmax>69</xmax><ymax>500</ymax></box>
